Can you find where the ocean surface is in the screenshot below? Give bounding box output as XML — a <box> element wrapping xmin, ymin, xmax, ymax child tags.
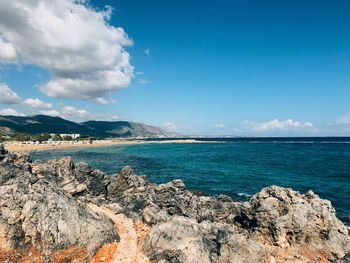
<box><xmin>32</xmin><ymin>137</ymin><xmax>350</xmax><ymax>225</ymax></box>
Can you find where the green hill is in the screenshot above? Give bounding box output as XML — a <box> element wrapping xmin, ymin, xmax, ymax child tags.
<box><xmin>0</xmin><ymin>115</ymin><xmax>169</xmax><ymax>138</ymax></box>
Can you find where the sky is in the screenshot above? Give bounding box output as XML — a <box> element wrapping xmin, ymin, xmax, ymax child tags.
<box><xmin>0</xmin><ymin>0</ymin><xmax>349</xmax><ymax>136</ymax></box>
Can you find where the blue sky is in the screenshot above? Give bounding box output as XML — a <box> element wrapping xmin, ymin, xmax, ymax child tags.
<box><xmin>0</xmin><ymin>0</ymin><xmax>350</xmax><ymax>136</ymax></box>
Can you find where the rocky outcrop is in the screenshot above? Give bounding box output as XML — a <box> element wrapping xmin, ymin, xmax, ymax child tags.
<box><xmin>32</xmin><ymin>157</ymin><xmax>109</xmax><ymax>198</ymax></box>
<box><xmin>145</xmin><ymin>216</ymin><xmax>268</xmax><ymax>263</ymax></box>
<box><xmin>0</xmin><ymin>145</ymin><xmax>119</xmax><ymax>262</ymax></box>
<box><xmin>242</xmin><ymin>187</ymin><xmax>349</xmax><ymax>258</ymax></box>
<box><xmin>0</xmin><ymin>144</ymin><xmax>349</xmax><ymax>262</ymax></box>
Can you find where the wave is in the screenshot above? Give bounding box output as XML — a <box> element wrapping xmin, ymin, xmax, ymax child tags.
<box><xmin>237</xmin><ymin>192</ymin><xmax>252</xmax><ymax>198</ymax></box>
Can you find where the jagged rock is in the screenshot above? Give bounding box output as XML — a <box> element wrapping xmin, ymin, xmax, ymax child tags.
<box><xmin>142</xmin><ymin>205</ymin><xmax>170</xmax><ymax>225</ymax></box>
<box><xmin>196</xmin><ymin>195</ymin><xmax>244</xmax><ymax>224</ymax></box>
<box><xmin>32</xmin><ymin>157</ymin><xmax>109</xmax><ymax>198</ymax></box>
<box><xmin>0</xmin><ymin>147</ymin><xmax>349</xmax><ymax>262</ymax></box>
<box><xmin>0</xmin><ymin>161</ymin><xmax>119</xmax><ymax>258</ymax></box>
<box><xmin>107</xmin><ymin>166</ymin><xmax>201</xmax><ymax>220</ymax></box>
<box><xmin>240</xmin><ymin>186</ymin><xmax>350</xmax><ymax>259</ymax></box>
<box><xmin>145</xmin><ymin>216</ymin><xmax>212</xmax><ymax>263</ymax></box>
<box><xmin>0</xmin><ymin>145</ymin><xmax>31</xmax><ymax>165</ymax></box>
<box><xmin>32</xmin><ymin>157</ymin><xmax>87</xmax><ymax>195</ymax></box>
<box><xmin>216</xmin><ymin>232</ymin><xmax>268</xmax><ymax>263</ymax></box>
<box><xmin>106</xmin><ymin>167</ymin><xmax>245</xmax><ymax>224</ymax></box>
<box><xmin>0</xmin><ymin>143</ymin><xmax>6</xmax><ymax>160</ymax></box>
<box><xmin>107</xmin><ymin>166</ymin><xmax>147</xmax><ymax>199</ymax></box>
<box><xmin>107</xmin><ymin>167</ymin><xmax>350</xmax><ymax>262</ymax></box>
<box><xmin>332</xmin><ymin>252</ymin><xmax>350</xmax><ymax>263</ymax></box>
<box><xmin>75</xmin><ymin>162</ymin><xmax>109</xmax><ymax>197</ymax></box>
<box><xmin>145</xmin><ymin>216</ymin><xmax>268</xmax><ymax>263</ymax></box>
<box><xmin>8</xmin><ymin>151</ymin><xmax>32</xmax><ymax>164</ymax></box>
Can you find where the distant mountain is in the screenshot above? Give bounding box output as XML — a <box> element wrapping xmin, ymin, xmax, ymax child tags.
<box><xmin>0</xmin><ymin>115</ymin><xmax>96</xmax><ymax>135</ymax></box>
<box><xmin>82</xmin><ymin>120</ymin><xmax>168</xmax><ymax>137</ymax></box>
<box><xmin>0</xmin><ymin>115</ymin><xmax>170</xmax><ymax>138</ymax></box>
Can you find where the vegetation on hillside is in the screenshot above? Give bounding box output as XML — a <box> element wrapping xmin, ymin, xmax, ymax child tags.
<box><xmin>0</xmin><ymin>115</ymin><xmax>169</xmax><ymax>138</ymax></box>
<box><xmin>0</xmin><ymin>132</ymin><xmax>98</xmax><ymax>142</ymax></box>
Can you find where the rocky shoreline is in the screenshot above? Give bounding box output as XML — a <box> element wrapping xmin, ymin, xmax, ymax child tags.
<box><xmin>0</xmin><ymin>144</ymin><xmax>349</xmax><ymax>263</ymax></box>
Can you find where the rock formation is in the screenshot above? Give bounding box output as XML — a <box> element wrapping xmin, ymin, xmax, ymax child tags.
<box><xmin>0</xmin><ymin>144</ymin><xmax>349</xmax><ymax>262</ymax></box>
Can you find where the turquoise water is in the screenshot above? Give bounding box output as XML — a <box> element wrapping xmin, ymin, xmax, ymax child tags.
<box><xmin>32</xmin><ymin>140</ymin><xmax>350</xmax><ymax>225</ymax></box>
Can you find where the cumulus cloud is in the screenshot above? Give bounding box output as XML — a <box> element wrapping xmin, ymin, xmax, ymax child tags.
<box><xmin>0</xmin><ymin>103</ymin><xmax>124</xmax><ymax>121</ymax></box>
<box><xmin>144</xmin><ymin>49</ymin><xmax>151</xmax><ymax>56</ymax></box>
<box><xmin>39</xmin><ymin>106</ymin><xmax>121</xmax><ymax>122</ymax></box>
<box><xmin>93</xmin><ymin>114</ymin><xmax>121</xmax><ymax>121</ymax></box>
<box><xmin>337</xmin><ymin>113</ymin><xmax>350</xmax><ymax>125</ymax></box>
<box><xmin>92</xmin><ymin>97</ymin><xmax>117</xmax><ymax>105</ymax></box>
<box><xmin>39</xmin><ymin>109</ymin><xmax>61</xmax><ymax>117</ymax></box>
<box><xmin>0</xmin><ymin>84</ymin><xmax>21</xmax><ymax>104</ymax></box>
<box><xmin>0</xmin><ymin>108</ymin><xmax>24</xmax><ymax>116</ymax></box>
<box><xmin>0</xmin><ymin>0</ymin><xmax>133</xmax><ymax>100</ymax></box>
<box><xmin>24</xmin><ymin>98</ymin><xmax>52</xmax><ymax>109</ymax></box>
<box><xmin>0</xmin><ymin>39</ymin><xmax>17</xmax><ymax>63</ymax></box>
<box><xmin>61</xmin><ymin>105</ymin><xmax>92</xmax><ymax>120</ymax></box>
<box><xmin>94</xmin><ymin>97</ymin><xmax>109</xmax><ymax>105</ymax></box>
<box><xmin>248</xmin><ymin>119</ymin><xmax>314</xmax><ymax>132</ymax></box>
<box><xmin>60</xmin><ymin>106</ymin><xmax>124</xmax><ymax>121</ymax></box>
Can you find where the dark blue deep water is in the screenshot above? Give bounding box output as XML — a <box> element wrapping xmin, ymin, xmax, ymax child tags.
<box><xmin>32</xmin><ymin>138</ymin><xmax>350</xmax><ymax>225</ymax></box>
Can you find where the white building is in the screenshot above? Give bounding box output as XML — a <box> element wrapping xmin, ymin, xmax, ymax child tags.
<box><xmin>59</xmin><ymin>134</ymin><xmax>80</xmax><ymax>139</ymax></box>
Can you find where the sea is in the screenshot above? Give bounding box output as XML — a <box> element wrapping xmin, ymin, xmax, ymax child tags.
<box><xmin>32</xmin><ymin>137</ymin><xmax>350</xmax><ymax>226</ymax></box>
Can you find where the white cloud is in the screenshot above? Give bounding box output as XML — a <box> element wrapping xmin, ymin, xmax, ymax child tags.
<box><xmin>93</xmin><ymin>114</ymin><xmax>121</xmax><ymax>121</ymax></box>
<box><xmin>93</xmin><ymin>97</ymin><xmax>118</xmax><ymax>105</ymax></box>
<box><xmin>38</xmin><ymin>106</ymin><xmax>122</xmax><ymax>121</ymax></box>
<box><xmin>94</xmin><ymin>97</ymin><xmax>109</xmax><ymax>105</ymax></box>
<box><xmin>39</xmin><ymin>109</ymin><xmax>61</xmax><ymax>117</ymax></box>
<box><xmin>24</xmin><ymin>98</ymin><xmax>52</xmax><ymax>109</ymax></box>
<box><xmin>0</xmin><ymin>0</ymin><xmax>133</xmax><ymax>100</ymax></box>
<box><xmin>163</xmin><ymin>122</ymin><xmax>176</xmax><ymax>131</ymax></box>
<box><xmin>61</xmin><ymin>105</ymin><xmax>92</xmax><ymax>120</ymax></box>
<box><xmin>337</xmin><ymin>113</ymin><xmax>350</xmax><ymax>125</ymax></box>
<box><xmin>60</xmin><ymin>106</ymin><xmax>123</xmax><ymax>121</ymax></box>
<box><xmin>248</xmin><ymin>118</ymin><xmax>314</xmax><ymax>132</ymax></box>
<box><xmin>135</xmin><ymin>71</ymin><xmax>144</xmax><ymax>75</ymax></box>
<box><xmin>0</xmin><ymin>84</ymin><xmax>21</xmax><ymax>104</ymax></box>
<box><xmin>139</xmin><ymin>79</ymin><xmax>150</xmax><ymax>85</ymax></box>
<box><xmin>0</xmin><ymin>108</ymin><xmax>24</xmax><ymax>116</ymax></box>
<box><xmin>0</xmin><ymin>38</ymin><xmax>17</xmax><ymax>63</ymax></box>
<box><xmin>0</xmin><ymin>103</ymin><xmax>122</xmax><ymax>122</ymax></box>
<box><xmin>144</xmin><ymin>49</ymin><xmax>151</xmax><ymax>56</ymax></box>
<box><xmin>214</xmin><ymin>123</ymin><xmax>226</xmax><ymax>128</ymax></box>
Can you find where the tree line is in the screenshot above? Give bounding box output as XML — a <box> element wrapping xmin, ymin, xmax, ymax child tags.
<box><xmin>0</xmin><ymin>133</ymin><xmax>99</xmax><ymax>142</ymax></box>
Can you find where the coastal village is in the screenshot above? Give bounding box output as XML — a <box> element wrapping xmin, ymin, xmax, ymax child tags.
<box><xmin>1</xmin><ymin>132</ymin><xmax>200</xmax><ymax>152</ymax></box>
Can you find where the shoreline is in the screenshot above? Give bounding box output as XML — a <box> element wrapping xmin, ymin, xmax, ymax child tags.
<box><xmin>3</xmin><ymin>138</ymin><xmax>203</xmax><ymax>153</ymax></box>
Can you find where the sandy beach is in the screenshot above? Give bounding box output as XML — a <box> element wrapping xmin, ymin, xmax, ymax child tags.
<box><xmin>4</xmin><ymin>139</ymin><xmax>201</xmax><ymax>153</ymax></box>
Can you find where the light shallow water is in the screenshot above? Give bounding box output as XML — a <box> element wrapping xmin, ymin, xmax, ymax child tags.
<box><xmin>32</xmin><ymin>140</ymin><xmax>350</xmax><ymax>225</ymax></box>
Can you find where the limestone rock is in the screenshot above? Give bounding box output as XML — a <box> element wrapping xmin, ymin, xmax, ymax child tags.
<box><xmin>32</xmin><ymin>157</ymin><xmax>109</xmax><ymax>197</ymax></box>
<box><xmin>145</xmin><ymin>216</ymin><xmax>268</xmax><ymax>263</ymax></box>
<box><xmin>332</xmin><ymin>252</ymin><xmax>350</xmax><ymax>263</ymax></box>
<box><xmin>240</xmin><ymin>186</ymin><xmax>350</xmax><ymax>259</ymax></box>
<box><xmin>0</xmin><ymin>160</ymin><xmax>119</xmax><ymax>257</ymax></box>
<box><xmin>0</xmin><ymin>146</ymin><xmax>349</xmax><ymax>262</ymax></box>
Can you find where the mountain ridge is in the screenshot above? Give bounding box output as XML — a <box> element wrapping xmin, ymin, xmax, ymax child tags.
<box><xmin>0</xmin><ymin>114</ymin><xmax>169</xmax><ymax>138</ymax></box>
